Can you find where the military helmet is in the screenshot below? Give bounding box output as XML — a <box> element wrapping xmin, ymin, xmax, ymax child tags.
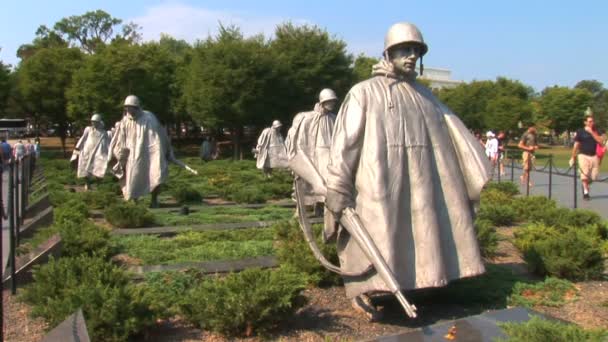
<box><xmin>384</xmin><ymin>22</ymin><xmax>428</xmax><ymax>56</ymax></box>
<box><xmin>90</xmin><ymin>113</ymin><xmax>103</xmax><ymax>122</ymax></box>
<box><xmin>272</xmin><ymin>120</ymin><xmax>282</xmax><ymax>128</ymax></box>
<box><xmin>318</xmin><ymin>88</ymin><xmax>338</xmax><ymax>104</ymax></box>
<box><xmin>123</xmin><ymin>95</ymin><xmax>141</xmax><ymax>108</ymax></box>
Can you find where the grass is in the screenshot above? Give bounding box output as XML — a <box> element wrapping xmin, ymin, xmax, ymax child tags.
<box><xmin>110</xmin><ymin>227</ymin><xmax>276</xmax><ymax>265</ymax></box>
<box><xmin>507</xmin><ymin>144</ymin><xmax>608</xmax><ymax>173</ymax></box>
<box><xmin>497</xmin><ymin>316</ymin><xmax>608</xmax><ymax>342</ymax></box>
<box><xmin>16</xmin><ymin>225</ymin><xmax>59</xmax><ymax>255</ymax></box>
<box><xmin>507</xmin><ymin>277</ymin><xmax>578</xmax><ymax>308</ymax></box>
<box><xmin>152</xmin><ymin>205</ymin><xmax>294</xmax><ymax>226</ymax></box>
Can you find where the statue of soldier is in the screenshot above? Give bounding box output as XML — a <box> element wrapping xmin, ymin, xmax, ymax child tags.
<box><xmin>287</xmin><ymin>88</ymin><xmax>338</xmax><ymax>216</ymax></box>
<box><xmin>71</xmin><ymin>114</ymin><xmax>110</xmax><ymax>191</ymax></box>
<box><xmin>324</xmin><ymin>23</ymin><xmax>491</xmax><ymax>320</ymax></box>
<box><xmin>110</xmin><ymin>95</ymin><xmax>197</xmax><ymax>207</ymax></box>
<box><xmin>254</xmin><ymin>120</ymin><xmax>288</xmax><ymax>178</ymax></box>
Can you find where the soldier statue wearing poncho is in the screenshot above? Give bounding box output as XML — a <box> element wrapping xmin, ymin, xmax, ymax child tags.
<box><xmin>254</xmin><ymin>120</ymin><xmax>288</xmax><ymax>178</ymax></box>
<box><xmin>71</xmin><ymin>114</ymin><xmax>110</xmax><ymax>191</ymax></box>
<box><xmin>286</xmin><ymin>88</ymin><xmax>338</xmax><ymax>217</ymax></box>
<box><xmin>290</xmin><ymin>23</ymin><xmax>491</xmax><ymax>321</ymax></box>
<box><xmin>109</xmin><ymin>95</ymin><xmax>197</xmax><ymax>207</ymax></box>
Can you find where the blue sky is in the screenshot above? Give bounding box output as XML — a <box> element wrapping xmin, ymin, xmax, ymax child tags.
<box><xmin>1</xmin><ymin>0</ymin><xmax>606</xmax><ymax>92</ymax></box>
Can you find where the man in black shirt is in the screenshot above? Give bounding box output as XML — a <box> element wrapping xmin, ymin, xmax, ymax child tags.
<box><xmin>570</xmin><ymin>115</ymin><xmax>604</xmax><ymax>200</ymax></box>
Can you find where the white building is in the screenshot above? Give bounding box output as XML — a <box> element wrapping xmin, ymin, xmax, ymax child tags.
<box><xmin>417</xmin><ymin>67</ymin><xmax>463</xmax><ymax>90</ymax></box>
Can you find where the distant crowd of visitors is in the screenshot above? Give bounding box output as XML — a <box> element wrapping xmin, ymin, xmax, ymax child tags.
<box><xmin>476</xmin><ymin>113</ymin><xmax>607</xmax><ymax>201</ymax></box>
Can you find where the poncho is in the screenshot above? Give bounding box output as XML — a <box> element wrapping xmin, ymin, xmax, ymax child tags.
<box><xmin>255</xmin><ymin>127</ymin><xmax>288</xmax><ymax>170</ymax></box>
<box><xmin>109</xmin><ymin>111</ymin><xmax>171</xmax><ymax>200</ymax></box>
<box><xmin>75</xmin><ymin>126</ymin><xmax>110</xmax><ymax>179</ymax></box>
<box><xmin>326</xmin><ymin>60</ymin><xmax>491</xmax><ymax>298</ymax></box>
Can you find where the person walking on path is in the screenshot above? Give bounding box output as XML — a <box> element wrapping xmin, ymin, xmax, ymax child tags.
<box><xmin>497</xmin><ymin>131</ymin><xmax>507</xmax><ymax>176</ymax></box>
<box><xmin>518</xmin><ymin>125</ymin><xmax>538</xmax><ymax>186</ymax></box>
<box><xmin>570</xmin><ymin>115</ymin><xmax>605</xmax><ymax>200</ymax></box>
<box><xmin>485</xmin><ymin>131</ymin><xmax>498</xmax><ymax>175</ymax></box>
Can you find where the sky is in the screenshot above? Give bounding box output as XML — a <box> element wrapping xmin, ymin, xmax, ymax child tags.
<box><xmin>1</xmin><ymin>0</ymin><xmax>606</xmax><ymax>92</ymax></box>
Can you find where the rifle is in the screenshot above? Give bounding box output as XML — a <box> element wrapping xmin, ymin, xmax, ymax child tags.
<box><xmin>289</xmin><ymin>153</ymin><xmax>417</xmax><ymax>318</ymax></box>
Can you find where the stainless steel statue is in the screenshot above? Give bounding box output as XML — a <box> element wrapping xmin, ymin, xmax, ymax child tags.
<box><xmin>254</xmin><ymin>120</ymin><xmax>288</xmax><ymax>178</ymax></box>
<box><xmin>286</xmin><ymin>88</ymin><xmax>338</xmax><ymax>214</ymax></box>
<box><xmin>290</xmin><ymin>22</ymin><xmax>491</xmax><ymax>320</ymax></box>
<box><xmin>71</xmin><ymin>114</ymin><xmax>110</xmax><ymax>191</ymax></box>
<box><xmin>109</xmin><ymin>95</ymin><xmax>197</xmax><ymax>207</ymax></box>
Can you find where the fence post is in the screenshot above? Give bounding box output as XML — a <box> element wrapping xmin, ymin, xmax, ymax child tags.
<box><xmin>14</xmin><ymin>159</ymin><xmax>19</xmax><ymax>246</ymax></box>
<box><xmin>510</xmin><ymin>157</ymin><xmax>515</xmax><ymax>182</ymax></box>
<box><xmin>0</xmin><ymin>162</ymin><xmax>4</xmax><ymax>342</ymax></box>
<box><xmin>548</xmin><ymin>155</ymin><xmax>553</xmax><ymax>199</ymax></box>
<box><xmin>8</xmin><ymin>161</ymin><xmax>16</xmax><ymax>294</ymax></box>
<box><xmin>573</xmin><ymin>157</ymin><xmax>578</xmax><ymax>209</ymax></box>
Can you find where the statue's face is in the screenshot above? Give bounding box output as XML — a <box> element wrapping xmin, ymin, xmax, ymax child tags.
<box><xmin>125</xmin><ymin>106</ymin><xmax>139</xmax><ymax>116</ymax></box>
<box><xmin>388</xmin><ymin>43</ymin><xmax>420</xmax><ymax>77</ymax></box>
<box><xmin>322</xmin><ymin>100</ymin><xmax>337</xmax><ymax>112</ymax></box>
<box><xmin>92</xmin><ymin>121</ymin><xmax>103</xmax><ymax>129</ymax></box>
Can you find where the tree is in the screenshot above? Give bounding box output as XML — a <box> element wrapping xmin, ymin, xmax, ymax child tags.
<box><xmin>269</xmin><ymin>23</ymin><xmax>353</xmax><ymax>123</ymax></box>
<box><xmin>437</xmin><ymin>77</ymin><xmax>534</xmax><ymax>132</ymax></box>
<box><xmin>158</xmin><ymin>34</ymin><xmax>194</xmax><ymax>137</ymax></box>
<box><xmin>17</xmin><ymin>47</ymin><xmax>84</xmax><ymax>152</ymax></box>
<box><xmin>17</xmin><ymin>25</ymin><xmax>68</xmax><ymax>61</ymax></box>
<box><xmin>0</xmin><ymin>53</ymin><xmax>11</xmax><ymax>116</ymax></box>
<box><xmin>352</xmin><ymin>54</ymin><xmax>378</xmax><ymax>84</ymax></box>
<box><xmin>575</xmin><ymin>79</ymin><xmax>608</xmax><ymax>129</ymax></box>
<box><xmin>538</xmin><ymin>86</ymin><xmax>593</xmax><ymax>134</ymax></box>
<box><xmin>183</xmin><ymin>26</ymin><xmax>277</xmax><ymax>159</ymax></box>
<box><xmin>67</xmin><ymin>42</ymin><xmax>176</xmax><ymax>128</ymax></box>
<box><xmin>575</xmin><ymin>80</ymin><xmax>603</xmax><ymax>97</ymax></box>
<box><xmin>53</xmin><ymin>10</ymin><xmax>141</xmax><ymax>53</ymax></box>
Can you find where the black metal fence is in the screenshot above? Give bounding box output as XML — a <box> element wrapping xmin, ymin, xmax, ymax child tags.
<box><xmin>495</xmin><ymin>154</ymin><xmax>608</xmax><ymax>209</ymax></box>
<box><xmin>1</xmin><ymin>153</ymin><xmax>37</xmax><ymax>341</ymax></box>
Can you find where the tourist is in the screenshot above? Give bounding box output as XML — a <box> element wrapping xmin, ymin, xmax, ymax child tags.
<box><xmin>497</xmin><ymin>131</ymin><xmax>507</xmax><ymax>176</ymax></box>
<box><xmin>518</xmin><ymin>125</ymin><xmax>538</xmax><ymax>186</ymax></box>
<box><xmin>485</xmin><ymin>131</ymin><xmax>498</xmax><ymax>175</ymax></box>
<box><xmin>570</xmin><ymin>115</ymin><xmax>604</xmax><ymax>200</ymax></box>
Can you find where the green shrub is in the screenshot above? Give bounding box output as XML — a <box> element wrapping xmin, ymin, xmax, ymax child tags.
<box><xmin>497</xmin><ymin>316</ymin><xmax>607</xmax><ymax>342</ymax></box>
<box><xmin>477</xmin><ymin>203</ymin><xmax>518</xmax><ymax>226</ymax></box>
<box><xmin>523</xmin><ymin>229</ymin><xmax>604</xmax><ymax>280</ymax></box>
<box><xmin>274</xmin><ymin>219</ymin><xmax>341</xmax><ymax>286</ymax></box>
<box><xmin>78</xmin><ymin>190</ymin><xmax>118</xmax><ymax>210</ymax></box>
<box><xmin>484</xmin><ymin>181</ymin><xmax>519</xmax><ymax>196</ymax></box>
<box><xmin>180</xmin><ymin>267</ymin><xmax>307</xmax><ymax>337</ymax></box>
<box><xmin>104</xmin><ymin>201</ymin><xmax>154</xmax><ymax>228</ymax></box>
<box><xmin>226</xmin><ymin>185</ymin><xmax>267</xmax><ymax>204</ymax></box>
<box><xmin>508</xmin><ymin>278</ymin><xmax>578</xmax><ymax>308</ymax></box>
<box><xmin>140</xmin><ymin>270</ymin><xmax>203</xmax><ymax>318</ymax></box>
<box><xmin>475</xmin><ymin>219</ymin><xmax>500</xmax><ymax>259</ymax></box>
<box><xmin>54</xmin><ymin>200</ymin><xmax>89</xmax><ymax>226</ymax></box>
<box><xmin>170</xmin><ymin>185</ymin><xmax>202</xmax><ymax>204</ymax></box>
<box><xmin>21</xmin><ymin>256</ymin><xmax>155</xmax><ymax>342</ymax></box>
<box><xmin>513</xmin><ymin>223</ymin><xmax>561</xmax><ymax>253</ymax></box>
<box><xmin>510</xmin><ymin>196</ymin><xmax>557</xmax><ymax>223</ymax></box>
<box><xmin>58</xmin><ymin>220</ymin><xmax>111</xmax><ymax>258</ymax></box>
<box><xmin>481</xmin><ymin>188</ymin><xmax>515</xmax><ymax>206</ymax></box>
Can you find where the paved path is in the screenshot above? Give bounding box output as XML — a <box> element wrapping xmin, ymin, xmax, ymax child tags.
<box><xmin>492</xmin><ymin>164</ymin><xmax>608</xmax><ymax>219</ymax></box>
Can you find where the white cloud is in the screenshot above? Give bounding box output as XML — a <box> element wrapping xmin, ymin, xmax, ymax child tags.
<box><xmin>129</xmin><ymin>2</ymin><xmax>311</xmax><ymax>43</ymax></box>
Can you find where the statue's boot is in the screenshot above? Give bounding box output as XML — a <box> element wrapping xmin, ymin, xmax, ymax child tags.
<box><xmin>351</xmin><ymin>294</ymin><xmax>383</xmax><ymax>322</ymax></box>
<box><xmin>150</xmin><ymin>194</ymin><xmax>159</xmax><ymax>208</ymax></box>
